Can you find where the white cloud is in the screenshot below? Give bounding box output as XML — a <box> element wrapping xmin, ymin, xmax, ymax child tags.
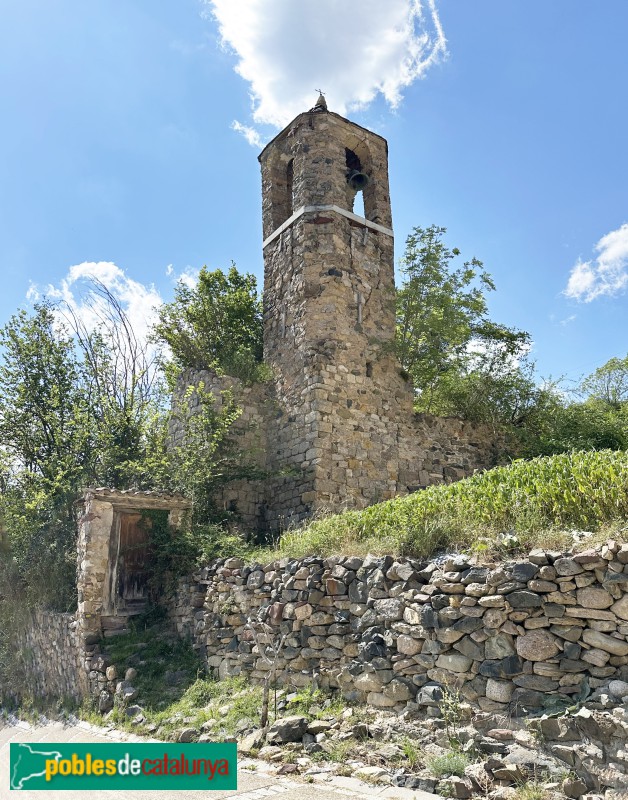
<box><xmin>559</xmin><ymin>314</ymin><xmax>577</xmax><ymax>326</ymax></box>
<box><xmin>231</xmin><ymin>121</ymin><xmax>264</xmax><ymax>149</ymax></box>
<box><xmin>35</xmin><ymin>261</ymin><xmax>163</xmax><ymax>347</ymax></box>
<box><xmin>205</xmin><ymin>0</ymin><xmax>447</xmax><ymax>143</ymax></box>
<box><xmin>26</xmin><ymin>282</ymin><xmax>40</xmax><ymax>302</ymax></box>
<box><xmin>564</xmin><ymin>222</ymin><xmax>628</xmax><ymax>302</ymax></box>
<box><xmin>166</xmin><ymin>264</ymin><xmax>200</xmax><ymax>290</ymax></box>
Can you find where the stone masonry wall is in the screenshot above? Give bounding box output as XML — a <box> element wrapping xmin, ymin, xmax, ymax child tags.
<box><xmin>260</xmin><ymin>110</ymin><xmax>413</xmax><ymax>525</ymax></box>
<box><xmin>12</xmin><ymin>609</ymin><xmax>128</xmax><ymax>710</ymax></box>
<box><xmin>168</xmin><ymin>540</ymin><xmax>628</xmax><ymax>717</ymax></box>
<box><xmin>168</xmin><ymin>369</ymin><xmax>274</xmax><ymax>531</ymax></box>
<box><xmin>18</xmin><ymin>611</ymin><xmax>86</xmax><ymax>700</ymax></box>
<box><xmin>398</xmin><ymin>414</ymin><xmax>508</xmax><ymax>489</ymax></box>
<box><xmin>169</xmin><ymin>368</ymin><xmax>508</xmax><ymax>531</ymax></box>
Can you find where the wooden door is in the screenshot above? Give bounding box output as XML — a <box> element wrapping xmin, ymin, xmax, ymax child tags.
<box><xmin>115</xmin><ymin>512</ymin><xmax>152</xmax><ymax>613</ymax></box>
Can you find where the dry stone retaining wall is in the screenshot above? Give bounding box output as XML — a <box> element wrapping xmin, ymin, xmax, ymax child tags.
<box><xmin>18</xmin><ymin>610</ymin><xmax>86</xmax><ymax>700</ymax></box>
<box><xmin>12</xmin><ymin>609</ymin><xmax>134</xmax><ymax>711</ymax></box>
<box><xmin>168</xmin><ymin>540</ymin><xmax>628</xmax><ymax>716</ymax></box>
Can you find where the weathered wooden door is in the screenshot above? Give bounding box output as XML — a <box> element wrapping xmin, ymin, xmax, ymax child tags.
<box><xmin>115</xmin><ymin>512</ymin><xmax>152</xmax><ymax>613</ymax></box>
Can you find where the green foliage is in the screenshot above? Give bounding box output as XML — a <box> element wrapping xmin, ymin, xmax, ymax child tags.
<box><xmin>100</xmin><ymin>635</ymin><xmax>264</xmax><ymax>740</ymax></box>
<box><xmin>0</xmin><ymin>293</ymin><xmax>255</xmax><ymax>609</ymax></box>
<box><xmin>193</xmin><ymin>524</ymin><xmax>259</xmax><ymax>564</ymax></box>
<box><xmin>439</xmin><ymin>689</ymin><xmax>465</xmax><ymax>749</ymax></box>
<box><xmin>396</xmin><ymin>228</ymin><xmax>628</xmax><ymax>456</ymax></box>
<box><xmin>321</xmin><ymin>739</ymin><xmax>355</xmax><ymax>764</ymax></box>
<box><xmin>285</xmin><ymin>686</ymin><xmax>349</xmax><ymax>719</ymax></box>
<box><xmin>102</xmin><ymin>618</ymin><xmax>203</xmax><ymax>713</ymax></box>
<box><xmin>396</xmin><ymin>225</ymin><xmax>529</xmax><ymax>410</ymax></box>
<box><xmin>156</xmin><ymin>378</ymin><xmax>268</xmax><ymax>554</ymax></box>
<box><xmin>581</xmin><ymin>354</ymin><xmax>628</xmax><ymax>410</ymax></box>
<box><xmin>0</xmin><ymin>304</ymin><xmax>92</xmax><ymax>608</ymax></box>
<box><xmin>519</xmin><ymin>354</ymin><xmax>628</xmax><ymax>457</ymax></box>
<box><xmin>514</xmin><ymin>781</ymin><xmax>549</xmax><ymax>800</ymax></box>
<box><xmin>423</xmin><ymin>350</ymin><xmax>557</xmax><ymax>432</ymax></box>
<box><xmin>279</xmin><ymin>450</ymin><xmax>628</xmax><ymax>559</ymax></box>
<box><xmin>139</xmin><ymin>510</ymin><xmax>258</xmax><ymax>595</ymax></box>
<box><xmin>0</xmin><ymin>304</ymin><xmax>90</xmax><ymax>487</ymax></box>
<box><xmin>163</xmin><ymin>382</ymin><xmax>243</xmax><ymax>522</ymax></box>
<box><xmin>400</xmin><ymin>737</ymin><xmax>422</xmax><ymax>769</ymax></box>
<box><xmin>530</xmin><ymin>399</ymin><xmax>628</xmax><ymax>456</ymax></box>
<box><xmin>0</xmin><ymin>296</ymin><xmax>166</xmax><ymax>609</ymax></box>
<box><xmin>427</xmin><ymin>750</ymin><xmax>470</xmax><ymax>778</ymax></box>
<box><xmin>138</xmin><ymin>510</ymin><xmax>193</xmax><ymax>598</ymax></box>
<box><xmin>396</xmin><ymin>225</ymin><xmax>490</xmax><ymax>392</ymax></box>
<box><xmin>154</xmin><ymin>265</ymin><xmax>264</xmax><ymax>382</ymax></box>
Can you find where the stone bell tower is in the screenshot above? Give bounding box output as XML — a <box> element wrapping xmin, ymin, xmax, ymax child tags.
<box><xmin>258</xmin><ymin>96</ymin><xmax>414</xmax><ymax>526</ymax></box>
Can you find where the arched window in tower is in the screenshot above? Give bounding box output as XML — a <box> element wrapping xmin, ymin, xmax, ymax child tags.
<box><xmin>269</xmin><ymin>157</ymin><xmax>295</xmax><ymax>231</ymax></box>
<box><xmin>345</xmin><ymin>148</ymin><xmax>368</xmax><ymax>217</ymax></box>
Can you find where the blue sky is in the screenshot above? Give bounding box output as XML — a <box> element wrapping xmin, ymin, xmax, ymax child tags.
<box><xmin>1</xmin><ymin>0</ymin><xmax>627</xmax><ymax>388</ymax></box>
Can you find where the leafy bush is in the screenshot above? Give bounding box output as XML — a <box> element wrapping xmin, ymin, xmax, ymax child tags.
<box><xmin>154</xmin><ymin>265</ymin><xmax>264</xmax><ymax>381</ymax></box>
<box><xmin>428</xmin><ymin>750</ymin><xmax>470</xmax><ymax>778</ymax></box>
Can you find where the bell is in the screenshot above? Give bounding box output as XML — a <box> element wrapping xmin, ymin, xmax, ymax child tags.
<box><xmin>347</xmin><ymin>170</ymin><xmax>369</xmax><ymax>191</ymax></box>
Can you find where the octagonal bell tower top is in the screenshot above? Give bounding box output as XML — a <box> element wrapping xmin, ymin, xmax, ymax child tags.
<box><xmin>258</xmin><ymin>97</ymin><xmax>393</xmax><ymax>244</ymax></box>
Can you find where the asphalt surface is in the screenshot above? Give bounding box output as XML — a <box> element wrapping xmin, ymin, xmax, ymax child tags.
<box><xmin>0</xmin><ymin>718</ymin><xmax>442</xmax><ymax>800</ymax></box>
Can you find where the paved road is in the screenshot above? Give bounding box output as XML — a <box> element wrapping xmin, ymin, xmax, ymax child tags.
<box><xmin>0</xmin><ymin>718</ymin><xmax>441</xmax><ymax>800</ymax></box>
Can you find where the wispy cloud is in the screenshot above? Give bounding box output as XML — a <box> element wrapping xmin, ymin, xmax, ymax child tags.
<box><xmin>205</xmin><ymin>0</ymin><xmax>447</xmax><ymax>145</ymax></box>
<box><xmin>231</xmin><ymin>121</ymin><xmax>264</xmax><ymax>149</ymax></box>
<box><xmin>564</xmin><ymin>223</ymin><xmax>628</xmax><ymax>302</ymax></box>
<box><xmin>32</xmin><ymin>261</ymin><xmax>163</xmax><ymax>346</ymax></box>
<box><xmin>165</xmin><ymin>263</ymin><xmax>200</xmax><ymax>290</ymax></box>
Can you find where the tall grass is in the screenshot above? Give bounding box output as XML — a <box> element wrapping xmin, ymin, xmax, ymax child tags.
<box><xmin>278</xmin><ymin>450</ymin><xmax>628</xmax><ymax>559</ymax></box>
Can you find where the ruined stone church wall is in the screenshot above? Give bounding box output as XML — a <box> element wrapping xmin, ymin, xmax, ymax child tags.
<box><xmin>164</xmin><ymin>110</ymin><xmax>513</xmax><ymax>530</ymax></box>
<box><xmin>396</xmin><ymin>413</ymin><xmax>509</xmax><ymax>490</ymax></box>
<box><xmin>168</xmin><ymin>368</ymin><xmax>326</xmax><ymax>531</ymax></box>
<box><xmin>168</xmin><ymin>367</ymin><xmax>508</xmax><ymax>531</ymax></box>
<box><xmin>259</xmin><ymin>112</ymin><xmax>407</xmax><ymax>524</ymax></box>
<box><xmin>253</xmin><ymin>108</ymin><xmax>511</xmax><ymax>525</ymax></box>
<box><xmin>168</xmin><ymin>369</ymin><xmax>274</xmax><ymax>530</ymax></box>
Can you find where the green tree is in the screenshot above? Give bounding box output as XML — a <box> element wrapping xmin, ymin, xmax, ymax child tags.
<box><xmin>0</xmin><ymin>283</ymin><xmax>254</xmax><ymax>608</ymax></box>
<box><xmin>427</xmin><ymin>356</ymin><xmax>558</xmax><ymax>430</ymax></box>
<box><xmin>533</xmin><ymin>400</ymin><xmax>628</xmax><ymax>455</ymax></box>
<box><xmin>165</xmin><ymin>383</ymin><xmax>243</xmax><ymax>520</ymax></box>
<box><xmin>63</xmin><ymin>279</ymin><xmax>165</xmax><ymax>487</ymax></box>
<box><xmin>396</xmin><ymin>225</ymin><xmax>530</xmax><ymax>412</ymax></box>
<box><xmin>0</xmin><ymin>291</ymin><xmax>171</xmax><ymax>607</ymax></box>
<box><xmin>581</xmin><ymin>354</ymin><xmax>628</xmax><ymax>410</ymax></box>
<box><xmin>154</xmin><ymin>265</ymin><xmax>264</xmax><ymax>382</ymax></box>
<box><xmin>0</xmin><ymin>303</ymin><xmax>89</xmax><ymax>607</ymax></box>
